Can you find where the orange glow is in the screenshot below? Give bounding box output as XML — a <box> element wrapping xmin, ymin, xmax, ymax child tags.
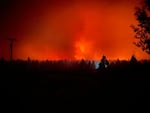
<box><xmin>75</xmin><ymin>39</ymin><xmax>88</xmax><ymax>59</ymax></box>
<box><xmin>77</xmin><ymin>42</ymin><xmax>85</xmax><ymax>53</ymax></box>
<box><xmin>0</xmin><ymin>0</ymin><xmax>149</xmax><ymax>60</ymax></box>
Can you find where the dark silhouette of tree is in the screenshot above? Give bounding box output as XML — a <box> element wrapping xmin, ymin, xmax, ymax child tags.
<box><xmin>131</xmin><ymin>0</ymin><xmax>150</xmax><ymax>55</ymax></box>
<box><xmin>130</xmin><ymin>55</ymin><xmax>137</xmax><ymax>64</ymax></box>
<box><xmin>98</xmin><ymin>55</ymin><xmax>109</xmax><ymax>70</ymax></box>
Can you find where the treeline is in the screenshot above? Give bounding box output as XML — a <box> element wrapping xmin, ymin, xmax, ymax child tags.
<box><xmin>0</xmin><ymin>58</ymin><xmax>96</xmax><ymax>75</ymax></box>
<box><xmin>0</xmin><ymin>57</ymin><xmax>150</xmax><ymax>112</ymax></box>
<box><xmin>0</xmin><ymin>56</ymin><xmax>150</xmax><ymax>74</ymax></box>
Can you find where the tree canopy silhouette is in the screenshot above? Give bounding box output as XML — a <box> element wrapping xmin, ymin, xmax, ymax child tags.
<box><xmin>98</xmin><ymin>55</ymin><xmax>109</xmax><ymax>70</ymax></box>
<box><xmin>131</xmin><ymin>0</ymin><xmax>150</xmax><ymax>55</ymax></box>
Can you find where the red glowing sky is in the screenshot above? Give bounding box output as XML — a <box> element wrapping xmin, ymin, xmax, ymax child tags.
<box><xmin>0</xmin><ymin>0</ymin><xmax>149</xmax><ymax>60</ymax></box>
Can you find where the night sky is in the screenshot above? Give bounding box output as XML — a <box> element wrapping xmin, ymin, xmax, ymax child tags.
<box><xmin>0</xmin><ymin>0</ymin><xmax>149</xmax><ymax>60</ymax></box>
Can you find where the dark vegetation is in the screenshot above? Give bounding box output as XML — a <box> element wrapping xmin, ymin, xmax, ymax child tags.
<box><xmin>131</xmin><ymin>0</ymin><xmax>150</xmax><ymax>54</ymax></box>
<box><xmin>0</xmin><ymin>56</ymin><xmax>150</xmax><ymax>113</ymax></box>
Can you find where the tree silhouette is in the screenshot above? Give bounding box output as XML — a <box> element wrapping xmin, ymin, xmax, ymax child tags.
<box><xmin>131</xmin><ymin>0</ymin><xmax>150</xmax><ymax>55</ymax></box>
<box><xmin>98</xmin><ymin>55</ymin><xmax>109</xmax><ymax>69</ymax></box>
<box><xmin>130</xmin><ymin>55</ymin><xmax>137</xmax><ymax>64</ymax></box>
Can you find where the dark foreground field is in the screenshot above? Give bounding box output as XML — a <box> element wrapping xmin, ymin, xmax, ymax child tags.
<box><xmin>0</xmin><ymin>59</ymin><xmax>150</xmax><ymax>113</ymax></box>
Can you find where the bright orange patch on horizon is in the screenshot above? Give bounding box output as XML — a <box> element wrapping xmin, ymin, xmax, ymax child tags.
<box><xmin>75</xmin><ymin>39</ymin><xmax>87</xmax><ymax>60</ymax></box>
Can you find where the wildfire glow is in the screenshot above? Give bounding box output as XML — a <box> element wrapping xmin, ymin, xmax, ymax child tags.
<box><xmin>75</xmin><ymin>39</ymin><xmax>87</xmax><ymax>59</ymax></box>
<box><xmin>0</xmin><ymin>0</ymin><xmax>150</xmax><ymax>60</ymax></box>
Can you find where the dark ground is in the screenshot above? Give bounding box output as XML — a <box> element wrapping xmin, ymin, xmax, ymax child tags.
<box><xmin>0</xmin><ymin>59</ymin><xmax>150</xmax><ymax>113</ymax></box>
